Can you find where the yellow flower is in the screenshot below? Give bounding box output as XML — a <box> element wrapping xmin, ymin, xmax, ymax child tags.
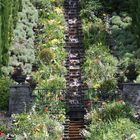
<box><xmin>59</xmin><ymin>26</ymin><xmax>64</xmax><ymax>30</ymax></box>
<box><xmin>50</xmin><ymin>0</ymin><xmax>56</xmax><ymax>2</ymax></box>
<box><xmin>48</xmin><ymin>19</ymin><xmax>55</xmax><ymax>24</ymax></box>
<box><xmin>93</xmin><ymin>84</ymin><xmax>101</xmax><ymax>89</ymax></box>
<box><xmin>54</xmin><ymin>7</ymin><xmax>63</xmax><ymax>14</ymax></box>
<box><xmin>47</xmin><ymin>92</ymin><xmax>51</xmax><ymax>97</ymax></box>
<box><xmin>49</xmin><ymin>39</ymin><xmax>60</xmax><ymax>45</ymax></box>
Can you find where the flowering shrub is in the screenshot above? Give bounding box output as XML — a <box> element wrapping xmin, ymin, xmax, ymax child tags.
<box><xmin>12</xmin><ymin>113</ymin><xmax>64</xmax><ymax>140</ymax></box>
<box><xmin>84</xmin><ymin>43</ymin><xmax>118</xmax><ymax>88</ymax></box>
<box><xmin>31</xmin><ymin>0</ymin><xmax>67</xmax><ymax>116</ymax></box>
<box><xmin>85</xmin><ymin>101</ymin><xmax>140</xmax><ymax>140</ymax></box>
<box><xmin>92</xmin><ymin>101</ymin><xmax>132</xmax><ymax>122</ymax></box>
<box><xmin>89</xmin><ymin>118</ymin><xmax>140</xmax><ymax>140</ymax></box>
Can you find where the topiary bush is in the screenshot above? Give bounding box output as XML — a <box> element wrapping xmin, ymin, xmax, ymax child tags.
<box><xmin>39</xmin><ymin>48</ymin><xmax>55</xmax><ymax>65</ymax></box>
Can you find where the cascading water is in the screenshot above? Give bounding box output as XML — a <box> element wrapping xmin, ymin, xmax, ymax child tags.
<box><xmin>64</xmin><ymin>0</ymin><xmax>86</xmax><ymax>119</ymax></box>
<box><xmin>63</xmin><ymin>0</ymin><xmax>86</xmax><ymax>139</ymax></box>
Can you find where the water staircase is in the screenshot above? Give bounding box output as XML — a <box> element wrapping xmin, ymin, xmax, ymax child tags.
<box><xmin>63</xmin><ymin>0</ymin><xmax>86</xmax><ymax>139</ymax></box>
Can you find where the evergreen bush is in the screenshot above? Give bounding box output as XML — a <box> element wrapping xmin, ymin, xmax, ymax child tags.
<box><xmin>7</xmin><ymin>0</ymin><xmax>38</xmax><ymax>75</ymax></box>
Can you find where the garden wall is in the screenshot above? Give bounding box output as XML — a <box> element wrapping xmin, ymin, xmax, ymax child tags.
<box><xmin>123</xmin><ymin>83</ymin><xmax>140</xmax><ymax>113</ymax></box>
<box><xmin>9</xmin><ymin>85</ymin><xmax>35</xmax><ymax>115</ymax></box>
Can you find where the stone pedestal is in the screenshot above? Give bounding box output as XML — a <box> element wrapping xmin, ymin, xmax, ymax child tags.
<box><xmin>9</xmin><ymin>85</ymin><xmax>35</xmax><ymax>115</ymax></box>
<box><xmin>123</xmin><ymin>83</ymin><xmax>140</xmax><ymax>113</ymax></box>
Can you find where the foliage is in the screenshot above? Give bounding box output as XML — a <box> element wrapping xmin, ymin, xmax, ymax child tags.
<box><xmin>30</xmin><ymin>0</ymin><xmax>67</xmax><ymax>118</ymax></box>
<box><xmin>4</xmin><ymin>0</ymin><xmax>38</xmax><ymax>75</ymax></box>
<box><xmin>0</xmin><ymin>125</ymin><xmax>9</xmax><ymax>134</ymax></box>
<box><xmin>80</xmin><ymin>0</ymin><xmax>102</xmax><ymax>19</ymax></box>
<box><xmin>92</xmin><ymin>101</ymin><xmax>132</xmax><ymax>122</ymax></box>
<box><xmin>0</xmin><ymin>0</ymin><xmax>23</xmax><ymax>75</ymax></box>
<box><xmin>35</xmin><ymin>89</ymin><xmax>66</xmax><ymax>116</ymax></box>
<box><xmin>97</xmin><ymin>80</ymin><xmax>118</xmax><ymax>100</ymax></box>
<box><xmin>110</xmin><ymin>12</ymin><xmax>136</xmax><ymax>58</ymax></box>
<box><xmin>39</xmin><ymin>48</ymin><xmax>55</xmax><ymax>65</ymax></box>
<box><xmin>130</xmin><ymin>0</ymin><xmax>140</xmax><ymax>46</ymax></box>
<box><xmin>84</xmin><ymin>43</ymin><xmax>118</xmax><ymax>88</ymax></box>
<box><xmin>33</xmin><ymin>1</ymin><xmax>66</xmax><ymax>89</ymax></box>
<box><xmin>0</xmin><ymin>77</ymin><xmax>11</xmax><ymax>111</ymax></box>
<box><xmin>86</xmin><ymin>101</ymin><xmax>140</xmax><ymax>140</ymax></box>
<box><xmin>81</xmin><ymin>1</ymin><xmax>140</xmax><ymax>139</ymax></box>
<box><xmin>109</xmin><ymin>12</ymin><xmax>140</xmax><ymax>80</ymax></box>
<box><xmin>102</xmin><ymin>0</ymin><xmax>129</xmax><ymax>12</ymax></box>
<box><xmin>83</xmin><ymin>16</ymin><xmax>106</xmax><ymax>48</ymax></box>
<box><xmin>12</xmin><ymin>113</ymin><xmax>64</xmax><ymax>140</ymax></box>
<box><xmin>82</xmin><ymin>0</ymin><xmax>140</xmax><ymax>84</ymax></box>
<box><xmin>82</xmin><ymin>3</ymin><xmax>119</xmax><ymax>101</ymax></box>
<box><xmin>89</xmin><ymin>118</ymin><xmax>140</xmax><ymax>140</ymax></box>
<box><xmin>0</xmin><ymin>0</ymin><xmax>13</xmax><ymax>74</ymax></box>
<box><xmin>33</xmin><ymin>65</ymin><xmax>66</xmax><ymax>114</ymax></box>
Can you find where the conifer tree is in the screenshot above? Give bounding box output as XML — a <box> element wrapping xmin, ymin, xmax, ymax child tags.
<box><xmin>0</xmin><ymin>0</ymin><xmax>21</xmax><ymax>75</ymax></box>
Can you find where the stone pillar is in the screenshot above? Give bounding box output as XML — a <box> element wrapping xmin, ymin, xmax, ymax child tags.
<box><xmin>123</xmin><ymin>83</ymin><xmax>140</xmax><ymax>113</ymax></box>
<box><xmin>9</xmin><ymin>85</ymin><xmax>35</xmax><ymax>115</ymax></box>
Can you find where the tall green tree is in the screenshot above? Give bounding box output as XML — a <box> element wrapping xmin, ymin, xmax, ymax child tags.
<box><xmin>130</xmin><ymin>0</ymin><xmax>140</xmax><ymax>46</ymax></box>
<box><xmin>0</xmin><ymin>0</ymin><xmax>21</xmax><ymax>75</ymax></box>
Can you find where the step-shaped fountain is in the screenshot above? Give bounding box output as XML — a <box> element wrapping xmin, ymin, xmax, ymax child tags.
<box><xmin>63</xmin><ymin>0</ymin><xmax>86</xmax><ymax>139</ymax></box>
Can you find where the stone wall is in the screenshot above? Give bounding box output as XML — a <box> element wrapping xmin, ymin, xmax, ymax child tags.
<box><xmin>123</xmin><ymin>83</ymin><xmax>140</xmax><ymax>113</ymax></box>
<box><xmin>9</xmin><ymin>85</ymin><xmax>35</xmax><ymax>115</ymax></box>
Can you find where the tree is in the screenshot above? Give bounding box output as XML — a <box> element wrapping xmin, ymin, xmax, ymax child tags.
<box><xmin>0</xmin><ymin>0</ymin><xmax>21</xmax><ymax>75</ymax></box>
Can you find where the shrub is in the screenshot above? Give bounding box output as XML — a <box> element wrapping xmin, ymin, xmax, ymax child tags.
<box><xmin>80</xmin><ymin>0</ymin><xmax>102</xmax><ymax>18</ymax></box>
<box><xmin>0</xmin><ymin>77</ymin><xmax>11</xmax><ymax>111</ymax></box>
<box><xmin>97</xmin><ymin>79</ymin><xmax>118</xmax><ymax>100</ymax></box>
<box><xmin>84</xmin><ymin>43</ymin><xmax>118</xmax><ymax>88</ymax></box>
<box><xmin>89</xmin><ymin>118</ymin><xmax>140</xmax><ymax>140</ymax></box>
<box><xmin>12</xmin><ymin>113</ymin><xmax>64</xmax><ymax>140</ymax></box>
<box><xmin>111</xmin><ymin>16</ymin><xmax>123</xmax><ymax>25</ymax></box>
<box><xmin>8</xmin><ymin>0</ymin><xmax>38</xmax><ymax>75</ymax></box>
<box><xmin>0</xmin><ymin>125</ymin><xmax>9</xmax><ymax>134</ymax></box>
<box><xmin>87</xmin><ymin>102</ymin><xmax>140</xmax><ymax>140</ymax></box>
<box><xmin>39</xmin><ymin>48</ymin><xmax>55</xmax><ymax>65</ymax></box>
<box><xmin>92</xmin><ymin>101</ymin><xmax>132</xmax><ymax>122</ymax></box>
<box><xmin>31</xmin><ymin>0</ymin><xmax>67</xmax><ymax>117</ymax></box>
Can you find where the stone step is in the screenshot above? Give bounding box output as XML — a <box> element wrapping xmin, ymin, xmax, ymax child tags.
<box><xmin>63</xmin><ymin>137</ymin><xmax>85</xmax><ymax>140</ymax></box>
<box><xmin>63</xmin><ymin>119</ymin><xmax>85</xmax><ymax>140</ymax></box>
